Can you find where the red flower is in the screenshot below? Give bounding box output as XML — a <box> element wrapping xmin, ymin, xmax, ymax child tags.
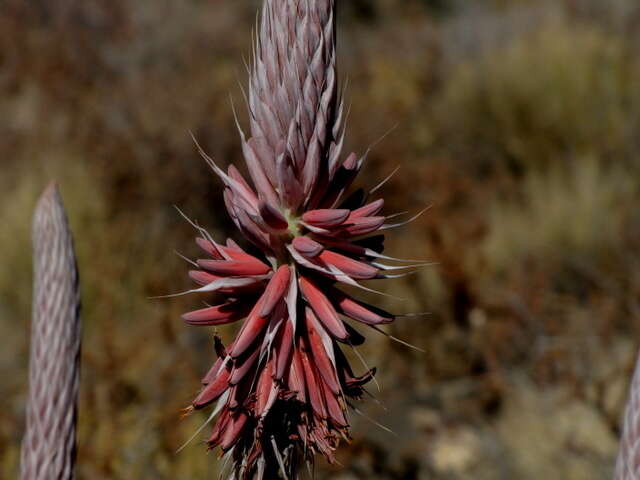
<box><xmin>177</xmin><ymin>1</ymin><xmax>422</xmax><ymax>477</ymax></box>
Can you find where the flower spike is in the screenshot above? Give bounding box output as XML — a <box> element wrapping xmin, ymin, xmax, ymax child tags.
<box><xmin>175</xmin><ymin>0</ymin><xmax>423</xmax><ymax>477</ymax></box>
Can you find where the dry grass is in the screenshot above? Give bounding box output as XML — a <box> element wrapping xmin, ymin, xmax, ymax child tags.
<box><xmin>437</xmin><ymin>15</ymin><xmax>639</xmax><ymax>172</ymax></box>
<box><xmin>483</xmin><ymin>157</ymin><xmax>637</xmax><ymax>272</ymax></box>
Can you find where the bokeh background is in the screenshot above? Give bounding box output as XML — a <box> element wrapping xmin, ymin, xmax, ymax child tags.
<box><xmin>2</xmin><ymin>0</ymin><xmax>640</xmax><ymax>478</ymax></box>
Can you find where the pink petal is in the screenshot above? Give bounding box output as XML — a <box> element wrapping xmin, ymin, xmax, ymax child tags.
<box><xmin>242</xmin><ymin>139</ymin><xmax>279</xmax><ymax>206</ymax></box>
<box><xmin>249</xmin><ymin>136</ymin><xmax>277</xmax><ymax>181</ymax></box>
<box><xmin>300</xmin><ymin>348</ymin><xmax>327</xmax><ymax>419</ymax></box>
<box><xmin>321</xmin><ymin>378</ymin><xmax>347</xmax><ymax>428</ymax></box>
<box><xmin>182</xmin><ymin>302</ymin><xmax>248</xmax><ymax>326</ymax></box>
<box><xmin>230</xmin><ymin>295</ymin><xmax>270</xmax><ymax>358</ymax></box>
<box><xmin>333</xmin><ymin>290</ymin><xmax>395</xmax><ymax>325</ymax></box>
<box><xmin>292</xmin><ymin>236</ymin><xmax>324</xmax><ymax>258</ymax></box>
<box><xmin>197</xmin><ymin>259</ymin><xmax>271</xmax><ymax>276</ymax></box>
<box><xmin>206</xmin><ymin>410</ymin><xmax>229</xmax><ymax>446</ymax></box>
<box><xmin>255</xmin><ymin>358</ymin><xmax>278</xmax><ymax>418</ymax></box>
<box><xmin>288</xmin><ymin>347</ymin><xmax>307</xmax><ymax>403</ymax></box>
<box><xmin>274</xmin><ymin>318</ymin><xmax>294</xmax><ymax>380</ymax></box>
<box><xmin>218</xmin><ymin>242</ymin><xmax>262</xmax><ymax>263</ymax></box>
<box><xmin>341</xmin><ymin>216</ymin><xmax>385</xmax><ymax>237</ymax></box>
<box><xmin>196</xmin><ymin>237</ymin><xmax>223</xmax><ymax>259</ymax></box>
<box><xmin>259</xmin><ymin>265</ymin><xmax>291</xmax><ymax>317</ymax></box>
<box><xmin>202</xmin><ymin>357</ymin><xmax>223</xmax><ymax>385</ymax></box>
<box><xmin>350</xmin><ymin>199</ymin><xmax>384</xmax><ymax>218</ymax></box>
<box><xmin>259</xmin><ymin>201</ymin><xmax>289</xmax><ymax>231</ymax></box>
<box><xmin>230</xmin><ymin>314</ymin><xmax>269</xmax><ymax>359</ymax></box>
<box><xmin>235</xmin><ymin>208</ymin><xmax>272</xmax><ymax>250</ymax></box>
<box><xmin>220</xmin><ymin>412</ymin><xmax>249</xmax><ymax>451</ymax></box>
<box><xmin>227</xmin><ymin>367</ymin><xmax>256</xmax><ymax>409</ymax></box>
<box><xmin>318</xmin><ymin>250</ymin><xmax>379</xmax><ymax>280</ymax></box>
<box><xmin>229</xmin><ymin>347</ymin><xmax>261</xmax><ymax>385</ymax></box>
<box><xmin>228</xmin><ymin>164</ymin><xmax>253</xmax><ymax>193</ymax></box>
<box><xmin>190</xmin><ymin>275</ymin><xmax>263</xmax><ymax>295</ymax></box>
<box><xmin>342</xmin><ymin>152</ymin><xmax>358</xmax><ymax>170</ymax></box>
<box><xmin>302</xmin><ymin>133</ymin><xmax>321</xmax><ymax>198</ymax></box>
<box><xmin>302</xmin><ymin>209</ymin><xmax>350</xmax><ymax>228</ymax></box>
<box><xmin>305</xmin><ymin>308</ymin><xmax>341</xmax><ymax>395</ymax></box>
<box><xmin>189</xmin><ymin>270</ymin><xmax>221</xmax><ymax>286</ymax></box>
<box><xmin>226</xmin><ymin>164</ymin><xmax>259</xmax><ymax>215</ymax></box>
<box><xmin>312</xmin><ymin>237</ymin><xmax>368</xmax><ymax>257</ymax></box>
<box><xmin>193</xmin><ymin>366</ymin><xmax>231</xmax><ymax>409</ymax></box>
<box><xmin>276</xmin><ymin>153</ymin><xmax>304</xmax><ymax>209</ymax></box>
<box><xmin>299</xmin><ymin>276</ymin><xmax>348</xmax><ymax>340</ymax></box>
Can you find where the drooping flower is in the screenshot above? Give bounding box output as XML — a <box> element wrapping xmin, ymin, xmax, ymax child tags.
<box><xmin>178</xmin><ymin>0</ymin><xmax>422</xmax><ymax>477</ymax></box>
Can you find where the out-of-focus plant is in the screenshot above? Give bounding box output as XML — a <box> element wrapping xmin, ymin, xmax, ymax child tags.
<box><xmin>438</xmin><ymin>21</ymin><xmax>638</xmax><ymax>172</ymax></box>
<box><xmin>482</xmin><ymin>156</ymin><xmax>637</xmax><ymax>273</ymax></box>
<box><xmin>21</xmin><ymin>184</ymin><xmax>81</xmax><ymax>480</ymax></box>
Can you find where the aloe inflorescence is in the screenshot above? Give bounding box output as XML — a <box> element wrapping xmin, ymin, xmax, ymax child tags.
<box><xmin>177</xmin><ymin>0</ymin><xmax>424</xmax><ymax>477</ymax></box>
<box><xmin>21</xmin><ymin>184</ymin><xmax>81</xmax><ymax>480</ymax></box>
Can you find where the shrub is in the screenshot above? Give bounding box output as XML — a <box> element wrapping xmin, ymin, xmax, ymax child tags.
<box><xmin>438</xmin><ymin>20</ymin><xmax>639</xmax><ymax>172</ymax></box>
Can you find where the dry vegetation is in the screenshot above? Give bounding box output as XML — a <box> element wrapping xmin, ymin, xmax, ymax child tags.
<box><xmin>1</xmin><ymin>0</ymin><xmax>640</xmax><ymax>478</ymax></box>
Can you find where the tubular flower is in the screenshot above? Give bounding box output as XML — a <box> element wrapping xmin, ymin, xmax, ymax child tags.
<box><xmin>179</xmin><ymin>0</ymin><xmax>421</xmax><ymax>477</ymax></box>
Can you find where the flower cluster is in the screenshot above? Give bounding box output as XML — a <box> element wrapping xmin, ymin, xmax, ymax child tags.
<box><xmin>178</xmin><ymin>0</ymin><xmax>421</xmax><ymax>477</ymax></box>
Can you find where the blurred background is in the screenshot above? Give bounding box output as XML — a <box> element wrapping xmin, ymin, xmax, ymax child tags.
<box><xmin>1</xmin><ymin>0</ymin><xmax>640</xmax><ymax>478</ymax></box>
